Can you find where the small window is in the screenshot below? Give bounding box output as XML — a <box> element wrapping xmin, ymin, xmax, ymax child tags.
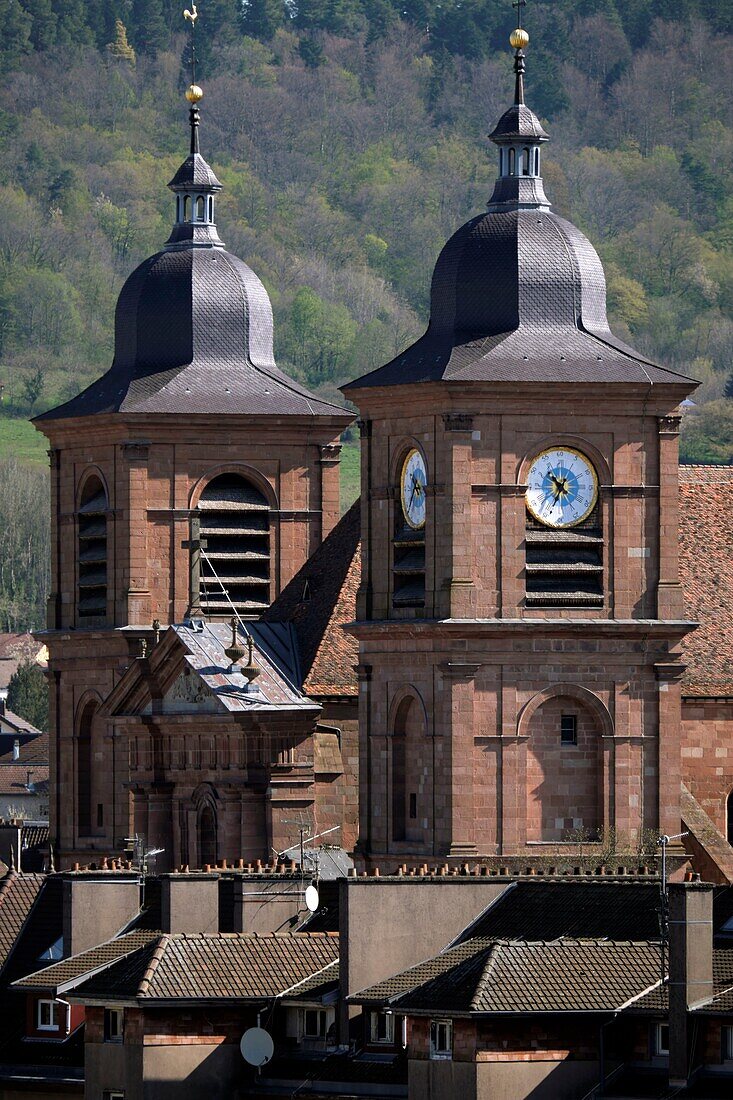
<box><xmin>97</xmin><ymin>803</ymin><xmax>104</xmax><ymax>828</ymax></box>
<box><xmin>508</xmin><ymin>148</ymin><xmax>516</xmax><ymax>175</ymax></box>
<box><xmin>522</xmin><ymin>147</ymin><xmax>530</xmax><ymax>175</ymax></box>
<box><xmin>303</xmin><ymin>1009</ymin><xmax>327</xmax><ymax>1039</ymax></box>
<box><xmin>37</xmin><ymin>999</ymin><xmax>60</xmax><ymax>1031</ymax></box>
<box><xmin>208</xmin><ymin>196</ymin><xmax>213</xmax><ymax>221</ymax></box>
<box><xmin>104</xmin><ymin>1092</ymin><xmax>125</xmax><ymax>1100</ymax></box>
<box><xmin>721</xmin><ymin>1025</ymin><xmax>733</xmax><ymax>1061</ymax></box>
<box><xmin>534</xmin><ymin>148</ymin><xmax>540</xmax><ymax>175</ymax></box>
<box><xmin>430</xmin><ymin>1018</ymin><xmax>453</xmax><ymax>1060</ymax></box>
<box><xmin>104</xmin><ymin>1007</ymin><xmax>124</xmax><ymax>1043</ymax></box>
<box><xmin>370</xmin><ymin>1011</ymin><xmax>394</xmax><ymax>1044</ymax></box>
<box><xmin>196</xmin><ymin>195</ymin><xmax>205</xmax><ymax>220</ymax></box>
<box><xmin>560</xmin><ymin>714</ymin><xmax>577</xmax><ymax>745</ymax></box>
<box><xmin>653</xmin><ymin>1022</ymin><xmax>669</xmax><ymax>1056</ymax></box>
<box><xmin>409</xmin><ymin>793</ymin><xmax>417</xmax><ymax>820</ymax></box>
<box><xmin>183</xmin><ymin>195</ymin><xmax>190</xmax><ymax>221</ymax></box>
<box><xmin>500</xmin><ymin>148</ymin><xmax>505</xmax><ymax>175</ymax></box>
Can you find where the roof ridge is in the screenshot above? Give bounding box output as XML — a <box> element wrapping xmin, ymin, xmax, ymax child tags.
<box><xmin>138</xmin><ymin>934</ymin><xmax>169</xmax><ymax>997</ymax></box>
<box><xmin>469</xmin><ymin>942</ymin><xmax>501</xmax><ymax>1012</ymax></box>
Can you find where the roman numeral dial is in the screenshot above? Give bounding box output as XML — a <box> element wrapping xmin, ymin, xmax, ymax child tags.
<box><xmin>525</xmin><ymin>447</ymin><xmax>598</xmax><ymax>528</ymax></box>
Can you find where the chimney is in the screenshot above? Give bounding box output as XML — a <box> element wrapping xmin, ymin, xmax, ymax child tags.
<box><xmin>667</xmin><ymin>879</ymin><xmax>714</xmax><ymax>1088</ymax></box>
<box><xmin>62</xmin><ymin>873</ymin><xmax>140</xmax><ymax>957</ymax></box>
<box><xmin>160</xmin><ymin>873</ymin><xmax>219</xmax><ymax>934</ymax></box>
<box><xmin>13</xmin><ymin>738</ymin><xmax>19</xmax><ymax>761</ymax></box>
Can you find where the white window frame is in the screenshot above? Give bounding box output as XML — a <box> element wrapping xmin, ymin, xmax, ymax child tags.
<box><xmin>370</xmin><ymin>1010</ymin><xmax>394</xmax><ymax>1045</ymax></box>
<box><xmin>104</xmin><ymin>1007</ymin><xmax>124</xmax><ymax>1043</ymax></box>
<box><xmin>103</xmin><ymin>1092</ymin><xmax>125</xmax><ymax>1100</ymax></box>
<box><xmin>36</xmin><ymin>999</ymin><xmax>60</xmax><ymax>1032</ymax></box>
<box><xmin>653</xmin><ymin>1021</ymin><xmax>670</xmax><ymax>1056</ymax></box>
<box><xmin>430</xmin><ymin>1018</ymin><xmax>453</xmax><ymax>1060</ymax></box>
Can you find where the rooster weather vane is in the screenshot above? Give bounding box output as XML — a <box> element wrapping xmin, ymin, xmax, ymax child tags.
<box><xmin>183</xmin><ymin>4</ymin><xmax>199</xmax><ymax>87</ymax></box>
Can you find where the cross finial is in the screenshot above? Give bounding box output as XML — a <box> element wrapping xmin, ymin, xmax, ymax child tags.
<box><xmin>512</xmin><ymin>0</ymin><xmax>527</xmax><ymax>29</ymax></box>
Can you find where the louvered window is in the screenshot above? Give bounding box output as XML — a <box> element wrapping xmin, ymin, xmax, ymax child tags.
<box><xmin>78</xmin><ymin>477</ymin><xmax>108</xmax><ymax>621</ymax></box>
<box><xmin>198</xmin><ymin>473</ymin><xmax>270</xmax><ymax>617</ymax></box>
<box><xmin>525</xmin><ymin>501</ymin><xmax>604</xmax><ymax>607</ymax></box>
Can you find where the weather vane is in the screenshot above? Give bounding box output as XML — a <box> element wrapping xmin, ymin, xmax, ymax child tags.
<box><xmin>183</xmin><ymin>4</ymin><xmax>200</xmax><ymax>89</ymax></box>
<box><xmin>512</xmin><ymin>0</ymin><xmax>527</xmax><ymax>28</ymax></box>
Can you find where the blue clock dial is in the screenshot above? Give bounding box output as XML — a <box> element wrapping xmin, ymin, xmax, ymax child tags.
<box><xmin>526</xmin><ymin>447</ymin><xmax>598</xmax><ymax>528</ymax></box>
<box><xmin>400</xmin><ymin>448</ymin><xmax>427</xmax><ymax>529</ymax></box>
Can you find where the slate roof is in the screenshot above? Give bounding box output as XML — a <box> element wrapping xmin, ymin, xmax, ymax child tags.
<box><xmin>65</xmin><ymin>932</ymin><xmax>339</xmax><ymax>1004</ymax></box>
<box><xmin>12</xmin><ymin>930</ymin><xmax>159</xmax><ymax>993</ymax></box>
<box><xmin>264</xmin><ymin>502</ymin><xmax>360</xmax><ymax>698</ymax></box>
<box><xmin>0</xmin><ymin>872</ymin><xmax>45</xmax><ymax>972</ymax></box>
<box><xmin>169</xmin><ymin>620</ymin><xmax>320</xmax><ymax>714</ymax></box>
<box><xmin>679</xmin><ymin>465</ymin><xmax>733</xmax><ymax>696</ymax></box>
<box><xmin>352</xmin><ymin>939</ymin><xmax>664</xmax><ymax>1015</ymax></box>
<box><xmin>489</xmin><ymin>102</ymin><xmax>549</xmax><ymax>142</ymax></box>
<box><xmin>343</xmin><ymin>212</ymin><xmax>694</xmax><ymax>395</ymax></box>
<box><xmin>457</xmin><ymin>880</ymin><xmax>662</xmax><ymax>943</ymax></box>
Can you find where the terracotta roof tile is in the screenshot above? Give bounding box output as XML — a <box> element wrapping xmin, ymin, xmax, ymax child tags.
<box><xmin>67</xmin><ymin>932</ymin><xmax>340</xmax><ymax>1003</ymax></box>
<box><xmin>12</xmin><ymin>930</ymin><xmax>159</xmax><ymax>993</ymax></box>
<box><xmin>679</xmin><ymin>465</ymin><xmax>733</xmax><ymax>696</ymax></box>
<box><xmin>353</xmin><ymin>940</ymin><xmax>664</xmax><ymax>1015</ymax></box>
<box><xmin>0</xmin><ymin>872</ymin><xmax>45</xmax><ymax>972</ymax></box>
<box><xmin>0</xmin><ymin>764</ymin><xmax>49</xmax><ymax>797</ymax></box>
<box><xmin>264</xmin><ymin>503</ymin><xmax>360</xmax><ymax>698</ymax></box>
<box><xmin>0</xmin><ymin>732</ymin><xmax>49</xmax><ymax>766</ymax></box>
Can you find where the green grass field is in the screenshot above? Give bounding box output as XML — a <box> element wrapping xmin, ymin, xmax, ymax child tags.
<box><xmin>0</xmin><ymin>417</ymin><xmax>48</xmax><ymax>467</ymax></box>
<box><xmin>340</xmin><ymin>439</ymin><xmax>360</xmax><ymax>513</ymax></box>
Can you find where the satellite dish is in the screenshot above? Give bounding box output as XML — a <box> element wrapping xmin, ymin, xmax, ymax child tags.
<box><xmin>240</xmin><ymin>1026</ymin><xmax>274</xmax><ymax>1067</ymax></box>
<box><xmin>305</xmin><ymin>884</ymin><xmax>320</xmax><ymax>913</ymax></box>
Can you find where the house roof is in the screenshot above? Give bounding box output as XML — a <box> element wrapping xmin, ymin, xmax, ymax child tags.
<box><xmin>352</xmin><ymin>939</ymin><xmax>664</xmax><ymax>1015</ymax></box>
<box><xmin>0</xmin><ymin>874</ymin><xmax>62</xmax><ymax>984</ymax></box>
<box><xmin>0</xmin><ymin>732</ymin><xmax>49</xmax><ymax>766</ymax></box>
<box><xmin>264</xmin><ymin>502</ymin><xmax>360</xmax><ymax>698</ymax></box>
<box><xmin>457</xmin><ymin>880</ymin><xmax>662</xmax><ymax>944</ymax></box>
<box><xmin>0</xmin><ymin>709</ymin><xmax>42</xmax><ymax>738</ymax></box>
<box><xmin>0</xmin><ymin>765</ymin><xmax>49</xmax><ymax>798</ymax></box>
<box><xmin>65</xmin><ymin>932</ymin><xmax>339</xmax><ymax>1005</ymax></box>
<box><xmin>0</xmin><ymin>872</ymin><xmax>45</xmax><ymax>973</ymax></box>
<box><xmin>12</xmin><ymin>930</ymin><xmax>159</xmax><ymax>994</ymax></box>
<box><xmin>630</xmin><ymin>947</ymin><xmax>733</xmax><ymax>1013</ymax></box>
<box><xmin>679</xmin><ymin>465</ymin><xmax>733</xmax><ymax>697</ymax></box>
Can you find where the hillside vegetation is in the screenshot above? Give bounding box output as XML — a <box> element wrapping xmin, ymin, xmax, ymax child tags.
<box><xmin>0</xmin><ymin>0</ymin><xmax>731</xmax><ymax>628</ymax></box>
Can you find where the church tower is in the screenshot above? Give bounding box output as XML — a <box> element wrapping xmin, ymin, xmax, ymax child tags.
<box><xmin>35</xmin><ymin>81</ymin><xmax>350</xmax><ymax>867</ymax></box>
<box><xmin>343</xmin><ymin>25</ymin><xmax>697</xmax><ymax>866</ymax></box>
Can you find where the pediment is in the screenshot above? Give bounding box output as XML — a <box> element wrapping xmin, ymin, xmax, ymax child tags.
<box><xmin>159</xmin><ymin>667</ymin><xmax>219</xmax><ymax>714</ymax></box>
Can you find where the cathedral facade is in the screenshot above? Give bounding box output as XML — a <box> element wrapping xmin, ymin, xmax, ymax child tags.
<box><xmin>33</xmin><ymin>35</ymin><xmax>733</xmax><ymax>880</ymax></box>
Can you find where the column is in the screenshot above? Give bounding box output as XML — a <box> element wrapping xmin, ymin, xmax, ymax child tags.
<box><xmin>657</xmin><ymin>415</ymin><xmax>684</xmax><ymax>619</ymax></box>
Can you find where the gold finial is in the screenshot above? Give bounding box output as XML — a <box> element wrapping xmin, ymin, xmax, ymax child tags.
<box><xmin>510</xmin><ymin>27</ymin><xmax>529</xmax><ymax>49</ymax></box>
<box><xmin>185</xmin><ymin>84</ymin><xmax>203</xmax><ymax>103</ymax></box>
<box><xmin>183</xmin><ymin>5</ymin><xmax>201</xmax><ymax>103</ymax></box>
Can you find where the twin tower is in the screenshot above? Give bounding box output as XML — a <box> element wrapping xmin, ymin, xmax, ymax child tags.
<box><xmin>36</xmin><ymin>36</ymin><xmax>695</xmax><ymax>870</ymax></box>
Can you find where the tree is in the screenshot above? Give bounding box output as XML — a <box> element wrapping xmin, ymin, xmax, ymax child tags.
<box><xmin>24</xmin><ymin>0</ymin><xmax>57</xmax><ymax>51</ymax></box>
<box><xmin>241</xmin><ymin>0</ymin><xmax>284</xmax><ymax>40</ymax></box>
<box><xmin>21</xmin><ymin>367</ymin><xmax>45</xmax><ymax>414</ymax></box>
<box><xmin>0</xmin><ymin>0</ymin><xmax>32</xmax><ymax>70</ymax></box>
<box><xmin>106</xmin><ymin>19</ymin><xmax>136</xmax><ymax>64</ymax></box>
<box><xmin>131</xmin><ymin>0</ymin><xmax>168</xmax><ymax>57</ymax></box>
<box><xmin>7</xmin><ymin>659</ymin><xmax>49</xmax><ymax>732</ymax></box>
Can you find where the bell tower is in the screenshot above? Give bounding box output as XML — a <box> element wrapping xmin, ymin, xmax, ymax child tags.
<box><xmin>35</xmin><ymin>77</ymin><xmax>350</xmax><ymax>867</ymax></box>
<box><xmin>344</xmin><ymin>23</ymin><xmax>696</xmax><ymax>867</ymax></box>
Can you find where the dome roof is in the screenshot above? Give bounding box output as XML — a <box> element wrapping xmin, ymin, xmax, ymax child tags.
<box><xmin>39</xmin><ymin>116</ymin><xmax>346</xmax><ymax>422</ymax></box>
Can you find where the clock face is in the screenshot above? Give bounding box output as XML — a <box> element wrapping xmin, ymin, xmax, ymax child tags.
<box><xmin>526</xmin><ymin>447</ymin><xmax>598</xmax><ymax>528</ymax></box>
<box><xmin>400</xmin><ymin>448</ymin><xmax>427</xmax><ymax>529</ymax></box>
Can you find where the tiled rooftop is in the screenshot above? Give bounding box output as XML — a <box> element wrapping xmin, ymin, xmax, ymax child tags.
<box><xmin>353</xmin><ymin>939</ymin><xmax>665</xmax><ymax>1015</ymax></box>
<box><xmin>0</xmin><ymin>732</ymin><xmax>49</xmax><ymax>766</ymax></box>
<box><xmin>12</xmin><ymin>930</ymin><xmax>159</xmax><ymax>993</ymax></box>
<box><xmin>0</xmin><ymin>872</ymin><xmax>45</xmax><ymax>973</ymax></box>
<box><xmin>264</xmin><ymin>502</ymin><xmax>360</xmax><ymax>698</ymax></box>
<box><xmin>66</xmin><ymin>932</ymin><xmax>340</xmax><ymax>1004</ymax></box>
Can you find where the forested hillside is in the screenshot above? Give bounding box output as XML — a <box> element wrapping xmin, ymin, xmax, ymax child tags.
<box><xmin>0</xmin><ymin>0</ymin><xmax>731</xmax><ymax>628</ymax></box>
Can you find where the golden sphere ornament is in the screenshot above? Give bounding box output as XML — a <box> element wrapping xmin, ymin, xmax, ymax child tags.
<box><xmin>185</xmin><ymin>84</ymin><xmax>203</xmax><ymax>103</ymax></box>
<box><xmin>510</xmin><ymin>28</ymin><xmax>530</xmax><ymax>50</ymax></box>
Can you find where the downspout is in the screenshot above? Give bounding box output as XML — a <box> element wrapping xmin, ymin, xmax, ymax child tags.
<box><xmin>56</xmin><ymin>996</ymin><xmax>72</xmax><ymax>1036</ymax></box>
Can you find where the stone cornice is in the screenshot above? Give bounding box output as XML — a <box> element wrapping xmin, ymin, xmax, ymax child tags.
<box><xmin>345</xmin><ymin>618</ymin><xmax>698</xmax><ymax>640</ymax></box>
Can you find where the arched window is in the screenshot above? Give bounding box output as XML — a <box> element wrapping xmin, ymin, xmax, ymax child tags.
<box><xmin>508</xmin><ymin>148</ymin><xmax>516</xmax><ymax>175</ymax></box>
<box><xmin>499</xmin><ymin>149</ymin><xmax>506</xmax><ymax>175</ymax></box>
<box><xmin>195</xmin><ymin>195</ymin><xmax>205</xmax><ymax>220</ymax></box>
<box><xmin>78</xmin><ymin>476</ymin><xmax>108</xmax><ymax>622</ymax></box>
<box><xmin>176</xmin><ymin>196</ymin><xmax>182</xmax><ymax>222</ymax></box>
<box><xmin>391</xmin><ymin>695</ymin><xmax>430</xmax><ymax>845</ymax></box>
<box><xmin>522</xmin><ymin>147</ymin><xmax>530</xmax><ymax>175</ymax></box>
<box><xmin>77</xmin><ymin>700</ymin><xmax>98</xmax><ymax>836</ymax></box>
<box><xmin>183</xmin><ymin>195</ymin><xmax>191</xmax><ymax>221</ymax></box>
<box><xmin>198</xmin><ymin>805</ymin><xmax>217</xmax><ymax>867</ymax></box>
<box><xmin>207</xmin><ymin>196</ymin><xmax>213</xmax><ymax>221</ymax></box>
<box><xmin>197</xmin><ymin>473</ymin><xmax>270</xmax><ymax>616</ymax></box>
<box><xmin>534</xmin><ymin>148</ymin><xmax>540</xmax><ymax>175</ymax></box>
